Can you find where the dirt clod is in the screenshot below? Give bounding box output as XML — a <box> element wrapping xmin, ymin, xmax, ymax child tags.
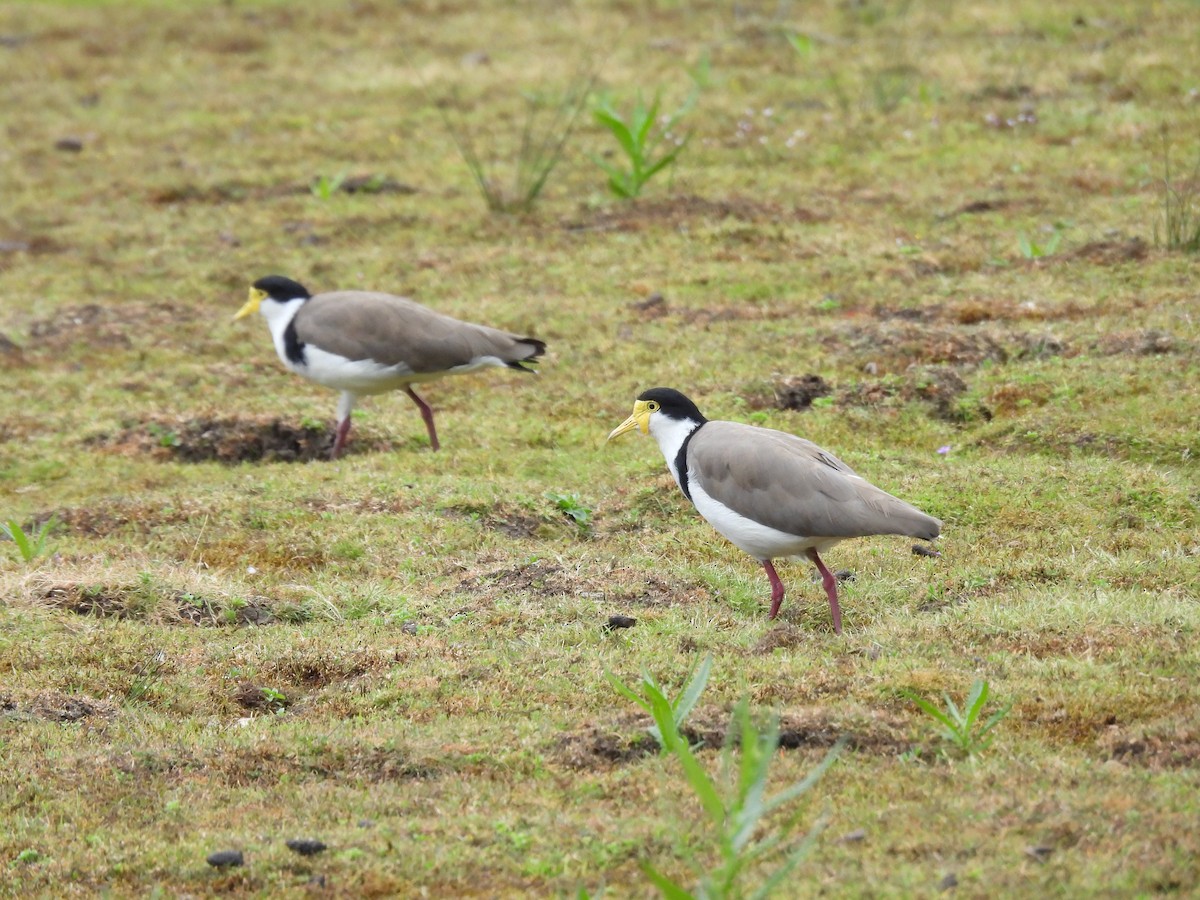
<box><xmin>603</xmin><ymin>615</ymin><xmax>637</xmax><ymax>632</ymax></box>
<box><xmin>286</xmin><ymin>839</ymin><xmax>327</xmax><ymax>857</ymax></box>
<box><xmin>774</xmin><ymin>374</ymin><xmax>832</xmax><ymax>410</ymax></box>
<box><xmin>207</xmin><ymin>850</ymin><xmax>244</xmax><ymax>868</ymax></box>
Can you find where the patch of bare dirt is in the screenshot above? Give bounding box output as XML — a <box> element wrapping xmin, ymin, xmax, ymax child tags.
<box><xmin>1099</xmin><ymin>728</ymin><xmax>1200</xmax><ymax>770</ymax></box>
<box><xmin>556</xmin><ymin>706</ymin><xmax>910</xmax><ymax>769</ymax></box>
<box><xmin>836</xmin><ymin>365</ymin><xmax>991</xmax><ymax>423</ymax></box>
<box><xmin>1</xmin><ymin>691</ymin><xmax>117</xmax><ymax>723</ymax></box>
<box><xmin>771</xmin><ymin>374</ymin><xmax>832</xmax><ymax>410</ymax></box>
<box><xmin>440</xmin><ymin>503</ymin><xmax>547</xmax><ymax>539</ymax></box>
<box><xmin>1093</xmin><ymin>329</ymin><xmax>1189</xmax><ymax>356</ymax></box>
<box><xmin>23</xmin><ymin>303</ymin><xmax>196</xmax><ymax>355</ymax></box>
<box><xmin>565</xmin><ymin>194</ymin><xmax>823</xmax><ymax>233</ymax></box>
<box><xmin>47</xmin><ymin>502</ymin><xmax>200</xmax><ymax>537</ymax></box>
<box><xmin>88</xmin><ymin>415</ymin><xmax>392</xmax><ymax>463</ymax></box>
<box><xmin>0</xmin><ymin>235</ymin><xmax>62</xmax><ymax>255</ymax></box>
<box><xmin>40</xmin><ymin>582</ymin><xmax>277</xmax><ymax>626</ymax></box>
<box><xmin>146</xmin><ymin>174</ymin><xmax>417</xmax><ymax>205</ymax></box>
<box><xmin>1070</xmin><ymin>237</ymin><xmax>1149</xmax><ymax>264</ymax></box>
<box><xmin>459</xmin><ymin>558</ymin><xmax>584</xmax><ymax>600</ymax></box>
<box><xmin>825</xmin><ymin>321</ymin><xmax>1011</xmax><ymax>369</ymax></box>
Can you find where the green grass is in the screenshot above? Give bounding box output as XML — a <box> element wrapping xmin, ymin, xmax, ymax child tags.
<box><xmin>2</xmin><ymin>0</ymin><xmax>1199</xmax><ymax>896</ymax></box>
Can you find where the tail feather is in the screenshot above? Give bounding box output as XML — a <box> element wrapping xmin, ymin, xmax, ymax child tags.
<box><xmin>507</xmin><ymin>337</ymin><xmax>546</xmax><ymax>372</ymax></box>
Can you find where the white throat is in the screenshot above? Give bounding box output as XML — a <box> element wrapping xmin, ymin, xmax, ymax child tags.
<box><xmin>259</xmin><ymin>297</ymin><xmax>308</xmax><ymax>366</ymax></box>
<box><xmin>648</xmin><ymin>414</ymin><xmax>702</xmax><ymax>490</ymax></box>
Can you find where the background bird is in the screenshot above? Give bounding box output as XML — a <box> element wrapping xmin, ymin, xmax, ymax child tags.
<box><xmin>608</xmin><ymin>387</ymin><xmax>942</xmax><ymax>633</ymax></box>
<box><xmin>235</xmin><ymin>275</ymin><xmax>546</xmax><ymax>458</ymax></box>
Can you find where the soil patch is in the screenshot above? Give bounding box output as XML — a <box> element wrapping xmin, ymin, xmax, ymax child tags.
<box><xmin>89</xmin><ymin>415</ymin><xmax>392</xmax><ymax>463</ymax></box>
<box><xmin>23</xmin><ymin>303</ymin><xmax>196</xmax><ymax>355</ymax></box>
<box><xmin>1</xmin><ymin>691</ymin><xmax>117</xmax><ymax>723</ymax></box>
<box><xmin>1092</xmin><ymin>329</ymin><xmax>1189</xmax><ymax>357</ymax></box>
<box><xmin>565</xmin><ymin>194</ymin><xmax>823</xmax><ymax>233</ymax></box>
<box><xmin>40</xmin><ymin>581</ymin><xmax>277</xmax><ymax>626</ymax></box>
<box><xmin>459</xmin><ymin>558</ymin><xmax>584</xmax><ymax>599</ymax></box>
<box><xmin>556</xmin><ymin>706</ymin><xmax>909</xmax><ymax>769</ymax></box>
<box><xmin>147</xmin><ymin>173</ymin><xmax>417</xmax><ymax>205</ymax></box>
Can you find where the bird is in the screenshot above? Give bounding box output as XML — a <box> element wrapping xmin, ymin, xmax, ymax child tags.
<box><xmin>234</xmin><ymin>275</ymin><xmax>546</xmax><ymax>458</ymax></box>
<box><xmin>607</xmin><ymin>388</ymin><xmax>941</xmax><ymax>633</ymax></box>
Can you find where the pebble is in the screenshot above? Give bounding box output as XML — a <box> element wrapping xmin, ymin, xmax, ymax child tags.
<box><xmin>206</xmin><ymin>849</ymin><xmax>244</xmax><ymax>868</ymax></box>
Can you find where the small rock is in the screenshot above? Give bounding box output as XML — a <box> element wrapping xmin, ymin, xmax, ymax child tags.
<box><xmin>206</xmin><ymin>849</ymin><xmax>244</xmax><ymax>868</ymax></box>
<box><xmin>286</xmin><ymin>838</ymin><xmax>327</xmax><ymax>857</ymax></box>
<box><xmin>603</xmin><ymin>615</ymin><xmax>637</xmax><ymax>632</ymax></box>
<box><xmin>1025</xmin><ymin>845</ymin><xmax>1053</xmax><ymax>863</ymax></box>
<box><xmin>307</xmin><ymin>874</ymin><xmax>327</xmax><ymax>887</ymax></box>
<box><xmin>840</xmin><ymin>828</ymin><xmax>867</xmax><ymax>842</ymax></box>
<box><xmin>912</xmin><ymin>544</ymin><xmax>941</xmax><ymax>558</ymax></box>
<box><xmin>401</xmin><ymin>620</ymin><xmax>419</xmax><ymax>635</ymax></box>
<box><xmin>54</xmin><ymin>137</ymin><xmax>84</xmax><ymax>152</ymax></box>
<box><xmin>938</xmin><ymin>872</ymin><xmax>958</xmax><ymax>891</ymax></box>
<box><xmin>357</xmin><ymin>818</ymin><xmax>375</xmax><ymax>828</ymax></box>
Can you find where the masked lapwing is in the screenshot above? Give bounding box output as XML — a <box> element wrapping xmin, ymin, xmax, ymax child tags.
<box><xmin>608</xmin><ymin>388</ymin><xmax>941</xmax><ymax>633</ymax></box>
<box><xmin>235</xmin><ymin>276</ymin><xmax>546</xmax><ymax>458</ymax></box>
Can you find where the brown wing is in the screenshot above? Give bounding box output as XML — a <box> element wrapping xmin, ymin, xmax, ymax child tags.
<box><xmin>688</xmin><ymin>422</ymin><xmax>941</xmax><ymax>540</ymax></box>
<box><xmin>295</xmin><ymin>291</ymin><xmax>544</xmax><ymax>373</ymax></box>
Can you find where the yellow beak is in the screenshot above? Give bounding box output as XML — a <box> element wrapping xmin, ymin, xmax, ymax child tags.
<box><xmin>607</xmin><ymin>400</ymin><xmax>652</xmax><ymax>441</ymax></box>
<box><xmin>233</xmin><ymin>287</ymin><xmax>266</xmax><ymax>321</ymax></box>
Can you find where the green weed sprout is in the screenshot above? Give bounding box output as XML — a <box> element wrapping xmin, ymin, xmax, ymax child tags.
<box><xmin>310</xmin><ymin>171</ymin><xmax>347</xmax><ymax>200</ymax></box>
<box><xmin>591</xmin><ymin>89</ymin><xmax>696</xmax><ymax>199</ymax></box>
<box><xmin>549</xmin><ymin>491</ymin><xmax>593</xmax><ymax>530</ymax></box>
<box><xmin>438</xmin><ymin>70</ymin><xmax>596</xmax><ymax>214</ymax></box>
<box><xmin>2</xmin><ymin>515</ymin><xmax>58</xmax><ymax>563</ymax></box>
<box><xmin>904</xmin><ymin>678</ymin><xmax>1011</xmax><ymax>758</ymax></box>
<box><xmin>617</xmin><ymin>660</ymin><xmax>843</xmax><ymax>899</ymax></box>
<box><xmin>607</xmin><ymin>653</ymin><xmax>713</xmax><ymax>750</ymax></box>
<box><xmin>1154</xmin><ymin>123</ymin><xmax>1200</xmax><ymax>252</ymax></box>
<box><xmin>1018</xmin><ymin>230</ymin><xmax>1061</xmax><ymax>259</ymax></box>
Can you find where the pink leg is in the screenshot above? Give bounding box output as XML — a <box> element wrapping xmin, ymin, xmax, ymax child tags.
<box><xmin>405</xmin><ymin>386</ymin><xmax>440</xmax><ymax>451</ymax></box>
<box><xmin>330</xmin><ymin>417</ymin><xmax>353</xmax><ymax>459</ymax></box>
<box><xmin>806</xmin><ymin>548</ymin><xmax>842</xmax><ymax>634</ymax></box>
<box><xmin>763</xmin><ymin>559</ymin><xmax>786</xmax><ymax>619</ymax></box>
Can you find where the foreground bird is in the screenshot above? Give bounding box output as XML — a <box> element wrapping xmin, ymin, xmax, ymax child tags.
<box><xmin>608</xmin><ymin>388</ymin><xmax>941</xmax><ymax>632</ymax></box>
<box><xmin>235</xmin><ymin>276</ymin><xmax>546</xmax><ymax>458</ymax></box>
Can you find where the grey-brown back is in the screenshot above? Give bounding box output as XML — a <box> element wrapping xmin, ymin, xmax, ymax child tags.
<box><xmin>295</xmin><ymin>291</ymin><xmax>543</xmax><ymax>373</ymax></box>
<box><xmin>689</xmin><ymin>422</ymin><xmax>941</xmax><ymax>541</ymax></box>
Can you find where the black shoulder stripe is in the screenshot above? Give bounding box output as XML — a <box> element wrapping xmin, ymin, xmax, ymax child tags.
<box><xmin>283</xmin><ymin>318</ymin><xmax>306</xmax><ymax>366</ymax></box>
<box><xmin>675</xmin><ymin>424</ymin><xmax>702</xmax><ymax>503</ymax></box>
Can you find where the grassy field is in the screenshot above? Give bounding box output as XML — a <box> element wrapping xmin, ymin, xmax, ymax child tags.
<box><xmin>2</xmin><ymin>0</ymin><xmax>1198</xmax><ymax>896</ymax></box>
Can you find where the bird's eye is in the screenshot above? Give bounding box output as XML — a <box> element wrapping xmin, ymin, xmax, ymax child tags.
<box><xmin>647</xmin><ymin>401</ymin><xmax>659</xmax><ymax>411</ymax></box>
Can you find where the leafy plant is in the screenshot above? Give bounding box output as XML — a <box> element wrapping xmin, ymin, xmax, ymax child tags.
<box><xmin>310</xmin><ymin>171</ymin><xmax>347</xmax><ymax>200</ymax></box>
<box><xmin>438</xmin><ymin>67</ymin><xmax>597</xmax><ymax>214</ymax></box>
<box><xmin>618</xmin><ymin>661</ymin><xmax>843</xmax><ymax>899</ymax></box>
<box><xmin>1018</xmin><ymin>229</ymin><xmax>1062</xmax><ymax>259</ymax></box>
<box><xmin>607</xmin><ymin>653</ymin><xmax>712</xmax><ymax>750</ymax></box>
<box><xmin>904</xmin><ymin>678</ymin><xmax>1011</xmax><ymax>758</ymax></box>
<box><xmin>548</xmin><ymin>491</ymin><xmax>593</xmax><ymax>530</ymax></box>
<box><xmin>1153</xmin><ymin>123</ymin><xmax>1200</xmax><ymax>252</ymax></box>
<box><xmin>591</xmin><ymin>88</ymin><xmax>696</xmax><ymax>199</ymax></box>
<box><xmin>1</xmin><ymin>515</ymin><xmax>58</xmax><ymax>563</ymax></box>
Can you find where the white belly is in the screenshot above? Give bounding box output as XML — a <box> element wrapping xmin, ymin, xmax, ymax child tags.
<box><xmin>288</xmin><ymin>346</ymin><xmax>507</xmax><ymax>395</ymax></box>
<box><xmin>690</xmin><ymin>479</ymin><xmax>842</xmax><ymax>561</ymax></box>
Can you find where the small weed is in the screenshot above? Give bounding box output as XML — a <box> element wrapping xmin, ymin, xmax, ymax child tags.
<box><xmin>549</xmin><ymin>492</ymin><xmax>592</xmax><ymax>530</ymax></box>
<box><xmin>904</xmin><ymin>678</ymin><xmax>1011</xmax><ymax>759</ymax></box>
<box><xmin>607</xmin><ymin>654</ymin><xmax>712</xmax><ymax>751</ymax></box>
<box><xmin>147</xmin><ymin>423</ymin><xmax>180</xmax><ymax>448</ymax></box>
<box><xmin>1018</xmin><ymin>228</ymin><xmax>1063</xmax><ymax>259</ymax></box>
<box><xmin>1153</xmin><ymin>123</ymin><xmax>1200</xmax><ymax>252</ymax></box>
<box><xmin>438</xmin><ymin>67</ymin><xmax>596</xmax><ymax>214</ymax></box>
<box><xmin>1</xmin><ymin>515</ymin><xmax>58</xmax><ymax>563</ymax></box>
<box><xmin>310</xmin><ymin>171</ymin><xmax>347</xmax><ymax>200</ymax></box>
<box><xmin>785</xmin><ymin>31</ymin><xmax>814</xmax><ymax>58</ymax></box>
<box><xmin>261</xmin><ymin>687</ymin><xmax>290</xmax><ymax>714</ymax></box>
<box><xmin>622</xmin><ymin>658</ymin><xmax>842</xmax><ymax>898</ymax></box>
<box><xmin>591</xmin><ymin>88</ymin><xmax>696</xmax><ymax>199</ymax></box>
<box><xmin>14</xmin><ymin>849</ymin><xmax>40</xmax><ymax>865</ymax></box>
